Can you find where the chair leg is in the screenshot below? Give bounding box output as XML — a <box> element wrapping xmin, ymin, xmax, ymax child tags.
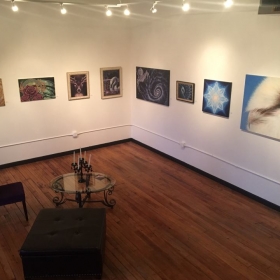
<box><xmin>22</xmin><ymin>200</ymin><xmax>28</xmax><ymax>221</ymax></box>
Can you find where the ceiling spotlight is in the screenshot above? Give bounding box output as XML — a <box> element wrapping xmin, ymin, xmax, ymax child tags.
<box><xmin>124</xmin><ymin>6</ymin><xmax>130</xmax><ymax>16</ymax></box>
<box><xmin>151</xmin><ymin>1</ymin><xmax>159</xmax><ymax>13</ymax></box>
<box><xmin>11</xmin><ymin>0</ymin><xmax>18</xmax><ymax>12</ymax></box>
<box><xmin>106</xmin><ymin>6</ymin><xmax>112</xmax><ymax>16</ymax></box>
<box><xmin>224</xmin><ymin>0</ymin><xmax>233</xmax><ymax>8</ymax></box>
<box><xmin>182</xmin><ymin>2</ymin><xmax>190</xmax><ymax>12</ymax></box>
<box><xmin>60</xmin><ymin>3</ymin><xmax>67</xmax><ymax>14</ymax></box>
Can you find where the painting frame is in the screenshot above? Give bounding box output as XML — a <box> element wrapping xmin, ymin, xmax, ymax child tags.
<box><xmin>18</xmin><ymin>77</ymin><xmax>56</xmax><ymax>102</ymax></box>
<box><xmin>202</xmin><ymin>79</ymin><xmax>232</xmax><ymax>118</ymax></box>
<box><xmin>240</xmin><ymin>74</ymin><xmax>280</xmax><ymax>141</ymax></box>
<box><xmin>100</xmin><ymin>67</ymin><xmax>122</xmax><ymax>99</ymax></box>
<box><xmin>176</xmin><ymin>81</ymin><xmax>195</xmax><ymax>103</ymax></box>
<box><xmin>67</xmin><ymin>71</ymin><xmax>90</xmax><ymax>101</ymax></box>
<box><xmin>136</xmin><ymin>66</ymin><xmax>170</xmax><ymax>106</ymax></box>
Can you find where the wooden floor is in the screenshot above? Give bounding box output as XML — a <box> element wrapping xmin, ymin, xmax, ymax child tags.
<box><xmin>1</xmin><ymin>141</ymin><xmax>280</xmax><ymax>280</ymax></box>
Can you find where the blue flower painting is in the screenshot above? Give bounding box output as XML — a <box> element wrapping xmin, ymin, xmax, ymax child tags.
<box><xmin>136</xmin><ymin>67</ymin><xmax>170</xmax><ymax>106</ymax></box>
<box><xmin>202</xmin><ymin>79</ymin><xmax>232</xmax><ymax>118</ymax></box>
<box><xmin>240</xmin><ymin>74</ymin><xmax>280</xmax><ymax>140</ymax></box>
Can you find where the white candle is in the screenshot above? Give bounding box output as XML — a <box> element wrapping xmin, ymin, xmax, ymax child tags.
<box><xmin>73</xmin><ymin>151</ymin><xmax>75</xmax><ymax>163</ymax></box>
<box><xmin>88</xmin><ymin>154</ymin><xmax>91</xmax><ymax>166</ymax></box>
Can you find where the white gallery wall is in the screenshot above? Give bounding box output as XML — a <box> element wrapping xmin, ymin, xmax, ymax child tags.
<box><xmin>0</xmin><ymin>3</ymin><xmax>132</xmax><ymax>165</ymax></box>
<box><xmin>1</xmin><ymin>2</ymin><xmax>280</xmax><ymax>206</ymax></box>
<box><xmin>130</xmin><ymin>11</ymin><xmax>280</xmax><ymax>205</ymax></box>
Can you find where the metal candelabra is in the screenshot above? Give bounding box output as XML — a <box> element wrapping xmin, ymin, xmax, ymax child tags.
<box><xmin>71</xmin><ymin>157</ymin><xmax>92</xmax><ymax>183</ymax></box>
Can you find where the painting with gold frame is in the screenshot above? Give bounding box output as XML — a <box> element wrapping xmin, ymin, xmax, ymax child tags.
<box><xmin>67</xmin><ymin>71</ymin><xmax>90</xmax><ymax>100</ymax></box>
<box><xmin>176</xmin><ymin>81</ymin><xmax>195</xmax><ymax>103</ymax></box>
<box><xmin>100</xmin><ymin>67</ymin><xmax>122</xmax><ymax>99</ymax></box>
<box><xmin>0</xmin><ymin>79</ymin><xmax>5</xmax><ymax>107</ymax></box>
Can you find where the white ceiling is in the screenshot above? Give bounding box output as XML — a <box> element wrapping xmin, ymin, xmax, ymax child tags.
<box><xmin>11</xmin><ymin>0</ymin><xmax>261</xmax><ymax>19</ymax></box>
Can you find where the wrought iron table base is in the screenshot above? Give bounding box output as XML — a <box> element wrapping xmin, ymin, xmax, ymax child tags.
<box><xmin>53</xmin><ymin>186</ymin><xmax>116</xmax><ymax>208</ymax></box>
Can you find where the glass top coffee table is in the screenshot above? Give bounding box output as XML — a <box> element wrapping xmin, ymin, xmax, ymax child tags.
<box><xmin>50</xmin><ymin>172</ymin><xmax>116</xmax><ymax>208</ymax></box>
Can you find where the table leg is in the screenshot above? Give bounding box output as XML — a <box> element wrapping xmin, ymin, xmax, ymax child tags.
<box><xmin>103</xmin><ymin>186</ymin><xmax>116</xmax><ymax>208</ymax></box>
<box><xmin>53</xmin><ymin>192</ymin><xmax>66</xmax><ymax>207</ymax></box>
<box><xmin>75</xmin><ymin>192</ymin><xmax>82</xmax><ymax>208</ymax></box>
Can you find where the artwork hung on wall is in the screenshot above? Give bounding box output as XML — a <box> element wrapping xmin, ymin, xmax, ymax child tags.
<box><xmin>176</xmin><ymin>81</ymin><xmax>195</xmax><ymax>103</ymax></box>
<box><xmin>67</xmin><ymin>71</ymin><xmax>89</xmax><ymax>100</ymax></box>
<box><xmin>240</xmin><ymin>74</ymin><xmax>280</xmax><ymax>141</ymax></box>
<box><xmin>18</xmin><ymin>77</ymin><xmax>56</xmax><ymax>102</ymax></box>
<box><xmin>136</xmin><ymin>66</ymin><xmax>170</xmax><ymax>106</ymax></box>
<box><xmin>202</xmin><ymin>79</ymin><xmax>232</xmax><ymax>118</ymax></box>
<box><xmin>0</xmin><ymin>79</ymin><xmax>5</xmax><ymax>107</ymax></box>
<box><xmin>100</xmin><ymin>67</ymin><xmax>122</xmax><ymax>99</ymax></box>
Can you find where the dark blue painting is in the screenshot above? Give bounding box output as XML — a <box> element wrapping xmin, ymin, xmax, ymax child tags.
<box><xmin>176</xmin><ymin>81</ymin><xmax>195</xmax><ymax>103</ymax></box>
<box><xmin>136</xmin><ymin>66</ymin><xmax>170</xmax><ymax>106</ymax></box>
<box><xmin>202</xmin><ymin>79</ymin><xmax>232</xmax><ymax>118</ymax></box>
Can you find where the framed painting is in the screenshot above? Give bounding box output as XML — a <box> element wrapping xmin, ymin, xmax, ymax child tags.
<box><xmin>202</xmin><ymin>79</ymin><xmax>232</xmax><ymax>118</ymax></box>
<box><xmin>176</xmin><ymin>81</ymin><xmax>195</xmax><ymax>103</ymax></box>
<box><xmin>18</xmin><ymin>77</ymin><xmax>56</xmax><ymax>102</ymax></box>
<box><xmin>136</xmin><ymin>66</ymin><xmax>170</xmax><ymax>106</ymax></box>
<box><xmin>100</xmin><ymin>67</ymin><xmax>122</xmax><ymax>99</ymax></box>
<box><xmin>67</xmin><ymin>71</ymin><xmax>89</xmax><ymax>100</ymax></box>
<box><xmin>0</xmin><ymin>79</ymin><xmax>5</xmax><ymax>107</ymax></box>
<box><xmin>240</xmin><ymin>74</ymin><xmax>280</xmax><ymax>140</ymax></box>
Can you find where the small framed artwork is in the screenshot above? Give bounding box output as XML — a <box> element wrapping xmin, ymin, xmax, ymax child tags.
<box><xmin>176</xmin><ymin>81</ymin><xmax>195</xmax><ymax>103</ymax></box>
<box><xmin>67</xmin><ymin>71</ymin><xmax>89</xmax><ymax>100</ymax></box>
<box><xmin>100</xmin><ymin>67</ymin><xmax>122</xmax><ymax>99</ymax></box>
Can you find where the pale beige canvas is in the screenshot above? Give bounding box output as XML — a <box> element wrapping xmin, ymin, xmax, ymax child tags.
<box><xmin>0</xmin><ymin>79</ymin><xmax>5</xmax><ymax>107</ymax></box>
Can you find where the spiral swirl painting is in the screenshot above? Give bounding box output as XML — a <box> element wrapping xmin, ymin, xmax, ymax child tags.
<box><xmin>136</xmin><ymin>67</ymin><xmax>170</xmax><ymax>106</ymax></box>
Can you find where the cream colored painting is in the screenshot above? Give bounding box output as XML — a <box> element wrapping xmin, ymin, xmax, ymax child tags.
<box><xmin>0</xmin><ymin>79</ymin><xmax>5</xmax><ymax>107</ymax></box>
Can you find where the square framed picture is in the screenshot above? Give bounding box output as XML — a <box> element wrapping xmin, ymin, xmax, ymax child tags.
<box><xmin>67</xmin><ymin>71</ymin><xmax>89</xmax><ymax>100</ymax></box>
<box><xmin>100</xmin><ymin>67</ymin><xmax>122</xmax><ymax>99</ymax></box>
<box><xmin>202</xmin><ymin>79</ymin><xmax>232</xmax><ymax>118</ymax></box>
<box><xmin>176</xmin><ymin>81</ymin><xmax>195</xmax><ymax>103</ymax></box>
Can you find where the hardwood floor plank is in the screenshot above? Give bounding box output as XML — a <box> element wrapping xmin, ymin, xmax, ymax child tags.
<box><xmin>1</xmin><ymin>141</ymin><xmax>280</xmax><ymax>279</ymax></box>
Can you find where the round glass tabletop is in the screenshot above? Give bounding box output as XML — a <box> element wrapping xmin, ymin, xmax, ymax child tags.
<box><xmin>50</xmin><ymin>172</ymin><xmax>116</xmax><ymax>194</ymax></box>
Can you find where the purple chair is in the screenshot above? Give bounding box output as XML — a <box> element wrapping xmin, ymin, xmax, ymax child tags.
<box><xmin>0</xmin><ymin>182</ymin><xmax>28</xmax><ymax>221</ymax></box>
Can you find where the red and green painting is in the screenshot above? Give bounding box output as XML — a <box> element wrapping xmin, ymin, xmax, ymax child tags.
<box><xmin>18</xmin><ymin>77</ymin><xmax>56</xmax><ymax>102</ymax></box>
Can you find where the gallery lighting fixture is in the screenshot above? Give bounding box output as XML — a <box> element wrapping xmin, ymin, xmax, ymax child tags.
<box><xmin>224</xmin><ymin>0</ymin><xmax>233</xmax><ymax>8</ymax></box>
<box><xmin>9</xmin><ymin>1</ymin><xmax>234</xmax><ymax>15</ymax></box>
<box><xmin>11</xmin><ymin>0</ymin><xmax>18</xmax><ymax>12</ymax></box>
<box><xmin>60</xmin><ymin>3</ymin><xmax>67</xmax><ymax>14</ymax></box>
<box><xmin>124</xmin><ymin>5</ymin><xmax>130</xmax><ymax>16</ymax></box>
<box><xmin>106</xmin><ymin>6</ymin><xmax>112</xmax><ymax>16</ymax></box>
<box><xmin>105</xmin><ymin>1</ymin><xmax>131</xmax><ymax>16</ymax></box>
<box><xmin>182</xmin><ymin>0</ymin><xmax>190</xmax><ymax>11</ymax></box>
<box><xmin>151</xmin><ymin>1</ymin><xmax>159</xmax><ymax>13</ymax></box>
